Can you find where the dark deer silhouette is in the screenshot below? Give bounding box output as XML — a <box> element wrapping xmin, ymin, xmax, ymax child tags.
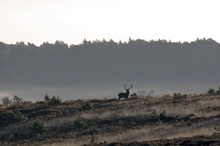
<box><xmin>118</xmin><ymin>84</ymin><xmax>133</xmax><ymax>100</ymax></box>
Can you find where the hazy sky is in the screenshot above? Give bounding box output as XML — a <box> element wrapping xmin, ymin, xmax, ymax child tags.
<box><xmin>0</xmin><ymin>0</ymin><xmax>220</xmax><ymax>45</ymax></box>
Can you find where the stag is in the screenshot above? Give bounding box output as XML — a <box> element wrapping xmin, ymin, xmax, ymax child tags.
<box><xmin>118</xmin><ymin>84</ymin><xmax>133</xmax><ymax>100</ymax></box>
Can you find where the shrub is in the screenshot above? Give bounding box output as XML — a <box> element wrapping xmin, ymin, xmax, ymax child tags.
<box><xmin>44</xmin><ymin>94</ymin><xmax>50</xmax><ymax>102</ymax></box>
<box><xmin>13</xmin><ymin>95</ymin><xmax>23</xmax><ymax>103</ymax></box>
<box><xmin>159</xmin><ymin>111</ymin><xmax>167</xmax><ymax>121</ymax></box>
<box><xmin>2</xmin><ymin>97</ymin><xmax>12</xmax><ymax>105</ymax></box>
<box><xmin>89</xmin><ymin>125</ymin><xmax>99</xmax><ymax>135</ymax></box>
<box><xmin>44</xmin><ymin>95</ymin><xmax>62</xmax><ymax>106</ymax></box>
<box><xmin>13</xmin><ymin>111</ymin><xmax>27</xmax><ymax>122</ymax></box>
<box><xmin>207</xmin><ymin>88</ymin><xmax>216</xmax><ymax>95</ymax></box>
<box><xmin>48</xmin><ymin>96</ymin><xmax>62</xmax><ymax>106</ymax></box>
<box><xmin>82</xmin><ymin>102</ymin><xmax>93</xmax><ymax>110</ymax></box>
<box><xmin>147</xmin><ymin>110</ymin><xmax>172</xmax><ymax>123</ymax></box>
<box><xmin>130</xmin><ymin>92</ymin><xmax>138</xmax><ymax>98</ymax></box>
<box><xmin>6</xmin><ymin>110</ymin><xmax>27</xmax><ymax>123</ymax></box>
<box><xmin>73</xmin><ymin>118</ymin><xmax>87</xmax><ymax>130</ymax></box>
<box><xmin>30</xmin><ymin>120</ymin><xmax>47</xmax><ymax>137</ymax></box>
<box><xmin>8</xmin><ymin>134</ymin><xmax>15</xmax><ymax>141</ymax></box>
<box><xmin>216</xmin><ymin>86</ymin><xmax>220</xmax><ymax>95</ymax></box>
<box><xmin>173</xmin><ymin>93</ymin><xmax>187</xmax><ymax>99</ymax></box>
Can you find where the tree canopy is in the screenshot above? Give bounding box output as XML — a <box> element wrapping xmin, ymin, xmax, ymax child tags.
<box><xmin>0</xmin><ymin>38</ymin><xmax>220</xmax><ymax>85</ymax></box>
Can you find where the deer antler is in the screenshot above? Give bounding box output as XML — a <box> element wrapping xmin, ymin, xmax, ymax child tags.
<box><xmin>124</xmin><ymin>85</ymin><xmax>127</xmax><ymax>90</ymax></box>
<box><xmin>128</xmin><ymin>84</ymin><xmax>133</xmax><ymax>90</ymax></box>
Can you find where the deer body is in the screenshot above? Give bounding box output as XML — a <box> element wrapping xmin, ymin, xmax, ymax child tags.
<box><xmin>118</xmin><ymin>84</ymin><xmax>133</xmax><ymax>100</ymax></box>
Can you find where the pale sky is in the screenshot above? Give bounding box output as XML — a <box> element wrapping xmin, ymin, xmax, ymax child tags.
<box><xmin>0</xmin><ymin>0</ymin><xmax>220</xmax><ymax>46</ymax></box>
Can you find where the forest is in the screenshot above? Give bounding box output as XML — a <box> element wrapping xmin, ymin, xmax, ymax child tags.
<box><xmin>0</xmin><ymin>38</ymin><xmax>220</xmax><ymax>86</ymax></box>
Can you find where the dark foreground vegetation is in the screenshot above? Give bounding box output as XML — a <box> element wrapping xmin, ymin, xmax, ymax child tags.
<box><xmin>1</xmin><ymin>91</ymin><xmax>220</xmax><ymax>145</ymax></box>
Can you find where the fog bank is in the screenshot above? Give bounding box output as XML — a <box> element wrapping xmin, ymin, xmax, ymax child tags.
<box><xmin>0</xmin><ymin>81</ymin><xmax>218</xmax><ymax>103</ymax></box>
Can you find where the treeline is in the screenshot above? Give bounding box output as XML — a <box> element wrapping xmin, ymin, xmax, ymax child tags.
<box><xmin>0</xmin><ymin>38</ymin><xmax>220</xmax><ymax>85</ymax></box>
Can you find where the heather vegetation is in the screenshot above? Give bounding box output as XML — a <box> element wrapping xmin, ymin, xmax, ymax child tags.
<box><xmin>2</xmin><ymin>95</ymin><xmax>23</xmax><ymax>105</ymax></box>
<box><xmin>173</xmin><ymin>93</ymin><xmax>187</xmax><ymax>100</ymax></box>
<box><xmin>207</xmin><ymin>86</ymin><xmax>220</xmax><ymax>95</ymax></box>
<box><xmin>44</xmin><ymin>95</ymin><xmax>62</xmax><ymax>107</ymax></box>
<box><xmin>0</xmin><ymin>91</ymin><xmax>220</xmax><ymax>145</ymax></box>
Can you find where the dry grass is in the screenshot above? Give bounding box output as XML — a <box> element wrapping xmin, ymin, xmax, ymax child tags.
<box><xmin>41</xmin><ymin>95</ymin><xmax>220</xmax><ymax>145</ymax></box>
<box><xmin>46</xmin><ymin>118</ymin><xmax>220</xmax><ymax>146</ymax></box>
<box><xmin>1</xmin><ymin>94</ymin><xmax>220</xmax><ymax>145</ymax></box>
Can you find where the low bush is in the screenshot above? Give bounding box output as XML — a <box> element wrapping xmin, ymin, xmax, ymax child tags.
<box><xmin>89</xmin><ymin>125</ymin><xmax>99</xmax><ymax>135</ymax></box>
<box><xmin>6</xmin><ymin>110</ymin><xmax>27</xmax><ymax>123</ymax></box>
<box><xmin>44</xmin><ymin>94</ymin><xmax>62</xmax><ymax>106</ymax></box>
<box><xmin>48</xmin><ymin>96</ymin><xmax>62</xmax><ymax>106</ymax></box>
<box><xmin>44</xmin><ymin>94</ymin><xmax>50</xmax><ymax>102</ymax></box>
<box><xmin>216</xmin><ymin>86</ymin><xmax>220</xmax><ymax>95</ymax></box>
<box><xmin>130</xmin><ymin>92</ymin><xmax>138</xmax><ymax>98</ymax></box>
<box><xmin>73</xmin><ymin>118</ymin><xmax>87</xmax><ymax>130</ymax></box>
<box><xmin>30</xmin><ymin>120</ymin><xmax>47</xmax><ymax>137</ymax></box>
<box><xmin>2</xmin><ymin>97</ymin><xmax>12</xmax><ymax>105</ymax></box>
<box><xmin>146</xmin><ymin>110</ymin><xmax>172</xmax><ymax>123</ymax></box>
<box><xmin>159</xmin><ymin>110</ymin><xmax>169</xmax><ymax>121</ymax></box>
<box><xmin>173</xmin><ymin>93</ymin><xmax>187</xmax><ymax>99</ymax></box>
<box><xmin>207</xmin><ymin>88</ymin><xmax>216</xmax><ymax>95</ymax></box>
<box><xmin>2</xmin><ymin>96</ymin><xmax>23</xmax><ymax>105</ymax></box>
<box><xmin>13</xmin><ymin>95</ymin><xmax>23</xmax><ymax>104</ymax></box>
<box><xmin>207</xmin><ymin>86</ymin><xmax>220</xmax><ymax>95</ymax></box>
<box><xmin>13</xmin><ymin>111</ymin><xmax>27</xmax><ymax>122</ymax></box>
<box><xmin>82</xmin><ymin>102</ymin><xmax>93</xmax><ymax>110</ymax></box>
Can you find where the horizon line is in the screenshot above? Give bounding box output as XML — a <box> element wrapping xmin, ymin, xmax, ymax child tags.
<box><xmin>0</xmin><ymin>37</ymin><xmax>218</xmax><ymax>47</ymax></box>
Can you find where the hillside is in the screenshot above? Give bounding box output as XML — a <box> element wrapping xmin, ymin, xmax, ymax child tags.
<box><xmin>1</xmin><ymin>94</ymin><xmax>220</xmax><ymax>145</ymax></box>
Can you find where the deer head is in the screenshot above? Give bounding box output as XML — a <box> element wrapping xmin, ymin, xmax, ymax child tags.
<box><xmin>124</xmin><ymin>84</ymin><xmax>133</xmax><ymax>92</ymax></box>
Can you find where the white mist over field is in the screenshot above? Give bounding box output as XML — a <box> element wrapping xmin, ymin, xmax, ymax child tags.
<box><xmin>0</xmin><ymin>81</ymin><xmax>218</xmax><ymax>103</ymax></box>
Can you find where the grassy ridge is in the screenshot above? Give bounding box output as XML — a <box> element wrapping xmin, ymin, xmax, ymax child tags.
<box><xmin>1</xmin><ymin>94</ymin><xmax>220</xmax><ymax>145</ymax></box>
